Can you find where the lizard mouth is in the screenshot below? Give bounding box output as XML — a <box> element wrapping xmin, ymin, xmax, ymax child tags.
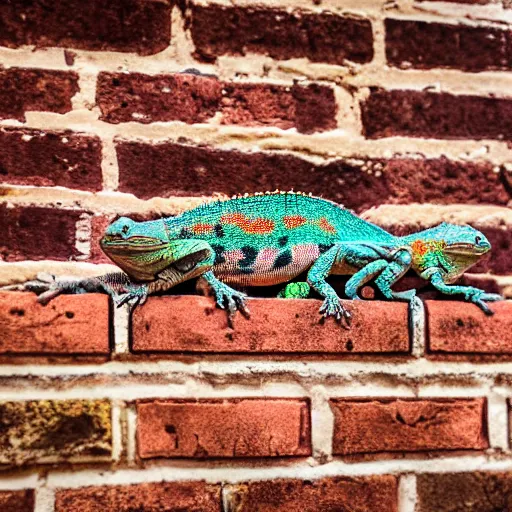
<box><xmin>100</xmin><ymin>235</ymin><xmax>168</xmax><ymax>253</ymax></box>
<box><xmin>445</xmin><ymin>242</ymin><xmax>489</xmax><ymax>256</ymax></box>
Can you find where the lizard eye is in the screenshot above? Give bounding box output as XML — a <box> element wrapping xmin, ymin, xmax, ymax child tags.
<box><xmin>475</xmin><ymin>236</ymin><xmax>482</xmax><ymax>245</ymax></box>
<box><xmin>122</xmin><ymin>225</ymin><xmax>129</xmax><ymax>234</ymax></box>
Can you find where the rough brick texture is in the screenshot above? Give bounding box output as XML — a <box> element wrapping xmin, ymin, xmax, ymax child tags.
<box><xmin>331</xmin><ymin>398</ymin><xmax>488</xmax><ymax>455</ymax></box>
<box><xmin>0</xmin><ymin>490</ymin><xmax>35</xmax><ymax>512</ymax></box>
<box><xmin>136</xmin><ymin>398</ymin><xmax>311</xmax><ymax>459</ymax></box>
<box><xmin>417</xmin><ymin>472</ymin><xmax>512</xmax><ymax>511</ymax></box>
<box><xmin>226</xmin><ymin>476</ymin><xmax>398</xmax><ymax>512</ymax></box>
<box><xmin>97</xmin><ymin>72</ymin><xmax>336</xmax><ymax>132</ymax></box>
<box><xmin>0</xmin><ymin>400</ymin><xmax>111</xmax><ymax>466</ymax></box>
<box><xmin>427</xmin><ymin>300</ymin><xmax>512</xmax><ymax>354</ymax></box>
<box><xmin>131</xmin><ymin>296</ymin><xmax>409</xmax><ymax>353</ymax></box>
<box><xmin>0</xmin><ymin>68</ymin><xmax>78</xmax><ymax>121</ymax></box>
<box><xmin>0</xmin><ymin>292</ymin><xmax>110</xmax><ymax>355</ymax></box>
<box><xmin>0</xmin><ymin>0</ymin><xmax>171</xmax><ymax>55</ymax></box>
<box><xmin>0</xmin><ymin>205</ymin><xmax>82</xmax><ymax>261</ymax></box>
<box><xmin>386</xmin><ymin>19</ymin><xmax>512</xmax><ymax>71</ymax></box>
<box><xmin>55</xmin><ymin>482</ymin><xmax>221</xmax><ymax>512</ymax></box>
<box><xmin>0</xmin><ymin>128</ymin><xmax>102</xmax><ymax>191</ymax></box>
<box><xmin>116</xmin><ymin>142</ymin><xmax>509</xmax><ymax>209</ymax></box>
<box><xmin>190</xmin><ymin>5</ymin><xmax>374</xmax><ymax>65</ymax></box>
<box><xmin>361</xmin><ymin>89</ymin><xmax>512</xmax><ymax>140</ymax></box>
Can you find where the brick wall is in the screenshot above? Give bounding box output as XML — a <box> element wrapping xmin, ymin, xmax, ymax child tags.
<box><xmin>1</xmin><ymin>0</ymin><xmax>512</xmax><ymax>510</ymax></box>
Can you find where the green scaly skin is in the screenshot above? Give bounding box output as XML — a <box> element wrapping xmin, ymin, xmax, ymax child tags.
<box><xmin>8</xmin><ymin>192</ymin><xmax>503</xmax><ymax>323</ymax></box>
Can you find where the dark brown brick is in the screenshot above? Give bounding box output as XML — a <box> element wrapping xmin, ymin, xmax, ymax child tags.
<box><xmin>116</xmin><ymin>141</ymin><xmax>509</xmax><ymax>210</ymax></box>
<box><xmin>55</xmin><ymin>482</ymin><xmax>221</xmax><ymax>512</ymax></box>
<box><xmin>0</xmin><ymin>205</ymin><xmax>82</xmax><ymax>261</ymax></box>
<box><xmin>0</xmin><ymin>0</ymin><xmax>171</xmax><ymax>55</ymax></box>
<box><xmin>361</xmin><ymin>89</ymin><xmax>512</xmax><ymax>140</ymax></box>
<box><xmin>190</xmin><ymin>5</ymin><xmax>373</xmax><ymax>65</ymax></box>
<box><xmin>427</xmin><ymin>300</ymin><xmax>512</xmax><ymax>354</ymax></box>
<box><xmin>137</xmin><ymin>398</ymin><xmax>311</xmax><ymax>459</ymax></box>
<box><xmin>0</xmin><ymin>490</ymin><xmax>35</xmax><ymax>512</ymax></box>
<box><xmin>417</xmin><ymin>472</ymin><xmax>512</xmax><ymax>512</ymax></box>
<box><xmin>0</xmin><ymin>292</ymin><xmax>110</xmax><ymax>355</ymax></box>
<box><xmin>226</xmin><ymin>476</ymin><xmax>398</xmax><ymax>512</ymax></box>
<box><xmin>331</xmin><ymin>398</ymin><xmax>488</xmax><ymax>455</ymax></box>
<box><xmin>0</xmin><ymin>128</ymin><xmax>102</xmax><ymax>191</ymax></box>
<box><xmin>0</xmin><ymin>399</ymin><xmax>111</xmax><ymax>466</ymax></box>
<box><xmin>0</xmin><ymin>68</ymin><xmax>78</xmax><ymax>121</ymax></box>
<box><xmin>97</xmin><ymin>72</ymin><xmax>336</xmax><ymax>132</ymax></box>
<box><xmin>131</xmin><ymin>296</ymin><xmax>409</xmax><ymax>354</ymax></box>
<box><xmin>97</xmin><ymin>71</ymin><xmax>222</xmax><ymax>124</ymax></box>
<box><xmin>386</xmin><ymin>19</ymin><xmax>512</xmax><ymax>71</ymax></box>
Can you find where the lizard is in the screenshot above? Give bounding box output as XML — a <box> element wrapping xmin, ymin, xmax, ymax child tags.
<box><xmin>6</xmin><ymin>191</ymin><xmax>502</xmax><ymax>324</ymax></box>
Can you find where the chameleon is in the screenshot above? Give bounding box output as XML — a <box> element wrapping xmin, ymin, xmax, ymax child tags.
<box><xmin>7</xmin><ymin>191</ymin><xmax>502</xmax><ymax>323</ymax></box>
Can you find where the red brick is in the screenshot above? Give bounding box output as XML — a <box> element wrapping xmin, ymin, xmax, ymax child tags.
<box><xmin>427</xmin><ymin>300</ymin><xmax>512</xmax><ymax>354</ymax></box>
<box><xmin>131</xmin><ymin>296</ymin><xmax>409</xmax><ymax>354</ymax></box>
<box><xmin>190</xmin><ymin>5</ymin><xmax>373</xmax><ymax>65</ymax></box>
<box><xmin>0</xmin><ymin>128</ymin><xmax>102</xmax><ymax>191</ymax></box>
<box><xmin>0</xmin><ymin>68</ymin><xmax>78</xmax><ymax>121</ymax></box>
<box><xmin>116</xmin><ymin>141</ymin><xmax>508</xmax><ymax>209</ymax></box>
<box><xmin>55</xmin><ymin>482</ymin><xmax>221</xmax><ymax>512</ymax></box>
<box><xmin>97</xmin><ymin>72</ymin><xmax>336</xmax><ymax>132</ymax></box>
<box><xmin>386</xmin><ymin>19</ymin><xmax>512</xmax><ymax>71</ymax></box>
<box><xmin>0</xmin><ymin>206</ymin><xmax>82</xmax><ymax>261</ymax></box>
<box><xmin>136</xmin><ymin>398</ymin><xmax>311</xmax><ymax>459</ymax></box>
<box><xmin>96</xmin><ymin>71</ymin><xmax>222</xmax><ymax>124</ymax></box>
<box><xmin>0</xmin><ymin>0</ymin><xmax>171</xmax><ymax>55</ymax></box>
<box><xmin>417</xmin><ymin>472</ymin><xmax>512</xmax><ymax>512</ymax></box>
<box><xmin>331</xmin><ymin>398</ymin><xmax>488</xmax><ymax>455</ymax></box>
<box><xmin>0</xmin><ymin>490</ymin><xmax>35</xmax><ymax>512</ymax></box>
<box><xmin>0</xmin><ymin>292</ymin><xmax>110</xmax><ymax>355</ymax></box>
<box><xmin>227</xmin><ymin>476</ymin><xmax>398</xmax><ymax>512</ymax></box>
<box><xmin>362</xmin><ymin>89</ymin><xmax>512</xmax><ymax>140</ymax></box>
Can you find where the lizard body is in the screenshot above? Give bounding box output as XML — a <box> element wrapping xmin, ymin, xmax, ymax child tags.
<box><xmin>11</xmin><ymin>192</ymin><xmax>502</xmax><ymax>321</ymax></box>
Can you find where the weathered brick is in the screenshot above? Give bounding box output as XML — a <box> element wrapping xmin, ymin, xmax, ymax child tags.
<box><xmin>190</xmin><ymin>5</ymin><xmax>374</xmax><ymax>65</ymax></box>
<box><xmin>0</xmin><ymin>490</ymin><xmax>35</xmax><ymax>512</ymax></box>
<box><xmin>116</xmin><ymin>141</ymin><xmax>509</xmax><ymax>209</ymax></box>
<box><xmin>0</xmin><ymin>292</ymin><xmax>110</xmax><ymax>355</ymax></box>
<box><xmin>427</xmin><ymin>300</ymin><xmax>512</xmax><ymax>354</ymax></box>
<box><xmin>97</xmin><ymin>72</ymin><xmax>336</xmax><ymax>132</ymax></box>
<box><xmin>0</xmin><ymin>205</ymin><xmax>82</xmax><ymax>261</ymax></box>
<box><xmin>417</xmin><ymin>472</ymin><xmax>512</xmax><ymax>512</ymax></box>
<box><xmin>226</xmin><ymin>476</ymin><xmax>398</xmax><ymax>512</ymax></box>
<box><xmin>331</xmin><ymin>398</ymin><xmax>488</xmax><ymax>455</ymax></box>
<box><xmin>131</xmin><ymin>296</ymin><xmax>409</xmax><ymax>353</ymax></box>
<box><xmin>0</xmin><ymin>68</ymin><xmax>78</xmax><ymax>121</ymax></box>
<box><xmin>0</xmin><ymin>128</ymin><xmax>102</xmax><ymax>191</ymax></box>
<box><xmin>0</xmin><ymin>400</ymin><xmax>111</xmax><ymax>466</ymax></box>
<box><xmin>362</xmin><ymin>89</ymin><xmax>512</xmax><ymax>140</ymax></box>
<box><xmin>96</xmin><ymin>71</ymin><xmax>222</xmax><ymax>124</ymax></box>
<box><xmin>0</xmin><ymin>0</ymin><xmax>171</xmax><ymax>55</ymax></box>
<box><xmin>55</xmin><ymin>482</ymin><xmax>221</xmax><ymax>512</ymax></box>
<box><xmin>386</xmin><ymin>19</ymin><xmax>512</xmax><ymax>71</ymax></box>
<box><xmin>136</xmin><ymin>398</ymin><xmax>311</xmax><ymax>459</ymax></box>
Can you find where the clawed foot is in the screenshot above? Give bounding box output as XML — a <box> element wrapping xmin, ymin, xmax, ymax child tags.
<box><xmin>319</xmin><ymin>296</ymin><xmax>352</xmax><ymax>327</ymax></box>
<box><xmin>464</xmin><ymin>288</ymin><xmax>504</xmax><ymax>315</ymax></box>
<box><xmin>211</xmin><ymin>283</ymin><xmax>250</xmax><ymax>326</ymax></box>
<box><xmin>111</xmin><ymin>282</ymin><xmax>149</xmax><ymax>308</ymax></box>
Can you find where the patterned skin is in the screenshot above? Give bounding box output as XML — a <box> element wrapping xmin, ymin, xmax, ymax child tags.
<box><xmin>9</xmin><ymin>192</ymin><xmax>503</xmax><ymax>323</ymax></box>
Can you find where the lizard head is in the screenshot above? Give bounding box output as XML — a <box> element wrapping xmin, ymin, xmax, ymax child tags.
<box><xmin>100</xmin><ymin>217</ymin><xmax>211</xmax><ymax>282</ymax></box>
<box><xmin>403</xmin><ymin>223</ymin><xmax>491</xmax><ymax>283</ymax></box>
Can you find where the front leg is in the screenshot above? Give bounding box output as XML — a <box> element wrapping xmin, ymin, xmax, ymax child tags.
<box><xmin>307</xmin><ymin>244</ymin><xmax>351</xmax><ymax>325</ymax></box>
<box><xmin>202</xmin><ymin>271</ymin><xmax>250</xmax><ymax>320</ymax></box>
<box><xmin>427</xmin><ymin>269</ymin><xmax>503</xmax><ymax>315</ymax></box>
<box><xmin>2</xmin><ymin>272</ymin><xmax>149</xmax><ymax>307</ymax></box>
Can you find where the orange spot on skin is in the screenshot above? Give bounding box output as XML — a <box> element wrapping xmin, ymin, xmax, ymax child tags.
<box><xmin>283</xmin><ymin>215</ymin><xmax>307</xmax><ymax>229</ymax></box>
<box><xmin>221</xmin><ymin>213</ymin><xmax>275</xmax><ymax>235</ymax></box>
<box><xmin>192</xmin><ymin>223</ymin><xmax>214</xmax><ymax>235</ymax></box>
<box><xmin>412</xmin><ymin>240</ymin><xmax>428</xmax><ymax>256</ymax></box>
<box><xmin>318</xmin><ymin>217</ymin><xmax>336</xmax><ymax>234</ymax></box>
